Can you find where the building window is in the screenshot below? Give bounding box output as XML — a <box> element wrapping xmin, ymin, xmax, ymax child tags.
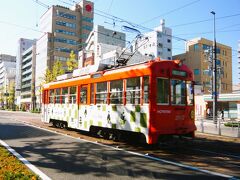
<box><xmin>158</xmin><ymin>43</ymin><xmax>163</xmax><ymax>48</ymax></box>
<box><xmin>167</xmin><ymin>48</ymin><xmax>171</xmax><ymax>52</ymax></box>
<box><xmin>202</xmin><ymin>44</ymin><xmax>210</xmax><ymax>50</ymax></box>
<box><xmin>57</xmin><ymin>12</ymin><xmax>76</xmax><ymax>20</ymax></box>
<box><xmin>55</xmin><ymin>29</ymin><xmax>76</xmax><ymax>36</ymax></box>
<box><xmin>193</xmin><ymin>44</ymin><xmax>199</xmax><ymax>51</ymax></box>
<box><xmin>194</xmin><ymin>69</ymin><xmax>200</xmax><ymax>75</ymax></box>
<box><xmin>157</xmin><ymin>32</ymin><xmax>162</xmax><ymax>38</ymax></box>
<box><xmin>167</xmin><ymin>39</ymin><xmax>171</xmax><ymax>43</ymax></box>
<box><xmin>54</xmin><ymin>37</ymin><xmax>77</xmax><ymax>45</ymax></box>
<box><xmin>56</xmin><ymin>20</ymin><xmax>76</xmax><ymax>29</ymax></box>
<box><xmin>82</xmin><ymin>25</ymin><xmax>93</xmax><ymax>31</ymax></box>
<box><xmin>55</xmin><ymin>47</ymin><xmax>74</xmax><ymax>53</ymax></box>
<box><xmin>168</xmin><ymin>57</ymin><xmax>171</xmax><ymax>60</ymax></box>
<box><xmin>82</xmin><ymin>16</ymin><xmax>93</xmax><ymax>23</ymax></box>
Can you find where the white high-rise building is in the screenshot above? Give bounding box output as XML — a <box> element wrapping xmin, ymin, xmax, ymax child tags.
<box><xmin>15</xmin><ymin>38</ymin><xmax>36</xmax><ymax>107</ymax></box>
<box><xmin>137</xmin><ymin>19</ymin><xmax>172</xmax><ymax>60</ymax></box>
<box><xmin>20</xmin><ymin>45</ymin><xmax>37</xmax><ymax>111</ymax></box>
<box><xmin>79</xmin><ymin>25</ymin><xmax>126</xmax><ymax>67</ymax></box>
<box><xmin>0</xmin><ymin>54</ymin><xmax>16</xmax><ymax>108</ymax></box>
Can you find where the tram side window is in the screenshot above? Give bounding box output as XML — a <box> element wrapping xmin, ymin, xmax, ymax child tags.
<box><xmin>126</xmin><ymin>77</ymin><xmax>140</xmax><ymax>104</ymax></box>
<box><xmin>69</xmin><ymin>86</ymin><xmax>76</xmax><ymax>104</ymax></box>
<box><xmin>49</xmin><ymin>89</ymin><xmax>55</xmax><ymax>103</ymax></box>
<box><xmin>110</xmin><ymin>80</ymin><xmax>123</xmax><ymax>104</ymax></box>
<box><xmin>62</xmin><ymin>87</ymin><xmax>68</xmax><ymax>103</ymax></box>
<box><xmin>96</xmin><ymin>82</ymin><xmax>107</xmax><ymax>104</ymax></box>
<box><xmin>143</xmin><ymin>76</ymin><xmax>149</xmax><ymax>104</ymax></box>
<box><xmin>186</xmin><ymin>81</ymin><xmax>194</xmax><ymax>105</ymax></box>
<box><xmin>90</xmin><ymin>84</ymin><xmax>94</xmax><ymax>104</ymax></box>
<box><xmin>80</xmin><ymin>87</ymin><xmax>87</xmax><ymax>104</ymax></box>
<box><xmin>157</xmin><ymin>78</ymin><xmax>169</xmax><ymax>104</ymax></box>
<box><xmin>171</xmin><ymin>80</ymin><xmax>186</xmax><ymax>105</ymax></box>
<box><xmin>55</xmin><ymin>88</ymin><xmax>61</xmax><ymax>103</ymax></box>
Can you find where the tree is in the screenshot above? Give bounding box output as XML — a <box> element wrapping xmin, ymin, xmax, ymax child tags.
<box><xmin>0</xmin><ymin>87</ymin><xmax>4</xmax><ymax>109</ymax></box>
<box><xmin>7</xmin><ymin>81</ymin><xmax>15</xmax><ymax>110</ymax></box>
<box><xmin>66</xmin><ymin>50</ymin><xmax>78</xmax><ymax>72</ymax></box>
<box><xmin>44</xmin><ymin>68</ymin><xmax>53</xmax><ymax>83</ymax></box>
<box><xmin>52</xmin><ymin>60</ymin><xmax>65</xmax><ymax>81</ymax></box>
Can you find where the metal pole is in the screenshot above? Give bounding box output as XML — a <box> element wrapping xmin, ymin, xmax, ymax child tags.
<box><xmin>211</xmin><ymin>11</ymin><xmax>220</xmax><ymax>135</ymax></box>
<box><xmin>211</xmin><ymin>11</ymin><xmax>217</xmax><ymax>126</ymax></box>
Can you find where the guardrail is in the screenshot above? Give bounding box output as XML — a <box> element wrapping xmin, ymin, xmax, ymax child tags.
<box><xmin>195</xmin><ymin>116</ymin><xmax>240</xmax><ymax>138</ymax></box>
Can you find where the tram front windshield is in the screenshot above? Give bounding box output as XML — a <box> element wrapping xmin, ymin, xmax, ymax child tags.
<box><xmin>157</xmin><ymin>78</ymin><xmax>194</xmax><ymax>106</ymax></box>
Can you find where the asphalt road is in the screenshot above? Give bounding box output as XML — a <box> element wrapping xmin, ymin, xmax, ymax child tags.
<box><xmin>0</xmin><ymin>111</ymin><xmax>232</xmax><ymax>179</ymax></box>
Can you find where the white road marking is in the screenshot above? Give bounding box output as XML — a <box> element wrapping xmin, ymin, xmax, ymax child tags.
<box><xmin>13</xmin><ymin>119</ymin><xmax>239</xmax><ymax>179</ymax></box>
<box><xmin>0</xmin><ymin>139</ymin><xmax>51</xmax><ymax>180</ymax></box>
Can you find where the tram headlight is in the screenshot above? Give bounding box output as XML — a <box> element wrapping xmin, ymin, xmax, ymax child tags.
<box><xmin>190</xmin><ymin>110</ymin><xmax>195</xmax><ymax>120</ymax></box>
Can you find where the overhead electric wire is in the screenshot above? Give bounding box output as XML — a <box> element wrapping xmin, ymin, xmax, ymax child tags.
<box><xmin>170</xmin><ymin>12</ymin><xmax>240</xmax><ymax>28</ymax></box>
<box><xmin>141</xmin><ymin>0</ymin><xmax>201</xmax><ymax>24</ymax></box>
<box><xmin>30</xmin><ymin>0</ymin><xmax>238</xmax><ymax>59</ymax></box>
<box><xmin>57</xmin><ymin>0</ymin><xmax>74</xmax><ymax>6</ymax></box>
<box><xmin>174</xmin><ymin>29</ymin><xmax>240</xmax><ymax>36</ymax></box>
<box><xmin>32</xmin><ymin>0</ymin><xmax>50</xmax><ymax>9</ymax></box>
<box><xmin>0</xmin><ymin>20</ymin><xmax>44</xmax><ymax>34</ymax></box>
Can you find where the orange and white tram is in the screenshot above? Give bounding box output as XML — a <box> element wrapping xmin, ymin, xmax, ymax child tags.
<box><xmin>42</xmin><ymin>58</ymin><xmax>196</xmax><ymax>144</ymax></box>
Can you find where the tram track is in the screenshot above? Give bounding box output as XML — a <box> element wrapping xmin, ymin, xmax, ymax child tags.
<box><xmin>1</xmin><ymin>111</ymin><xmax>240</xmax><ymax>178</ymax></box>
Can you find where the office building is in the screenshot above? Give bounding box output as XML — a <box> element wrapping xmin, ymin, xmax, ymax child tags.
<box><xmin>20</xmin><ymin>45</ymin><xmax>37</xmax><ymax>110</ymax></box>
<box><xmin>35</xmin><ymin>0</ymin><xmax>94</xmax><ymax>109</ymax></box>
<box><xmin>79</xmin><ymin>25</ymin><xmax>126</xmax><ymax>68</ymax></box>
<box><xmin>0</xmin><ymin>54</ymin><xmax>16</xmax><ymax>108</ymax></box>
<box><xmin>137</xmin><ymin>19</ymin><xmax>172</xmax><ymax>60</ymax></box>
<box><xmin>173</xmin><ymin>37</ymin><xmax>232</xmax><ymax>94</ymax></box>
<box><xmin>15</xmin><ymin>38</ymin><xmax>36</xmax><ymax>107</ymax></box>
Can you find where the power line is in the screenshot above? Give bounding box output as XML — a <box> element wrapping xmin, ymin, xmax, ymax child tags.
<box><xmin>174</xmin><ymin>29</ymin><xmax>240</xmax><ymax>36</ymax></box>
<box><xmin>170</xmin><ymin>12</ymin><xmax>240</xmax><ymax>28</ymax></box>
<box><xmin>57</xmin><ymin>0</ymin><xmax>74</xmax><ymax>6</ymax></box>
<box><xmin>0</xmin><ymin>20</ymin><xmax>44</xmax><ymax>34</ymax></box>
<box><xmin>141</xmin><ymin>0</ymin><xmax>201</xmax><ymax>25</ymax></box>
<box><xmin>32</xmin><ymin>0</ymin><xmax>50</xmax><ymax>9</ymax></box>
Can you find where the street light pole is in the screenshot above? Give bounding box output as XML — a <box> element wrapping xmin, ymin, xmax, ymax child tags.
<box><xmin>211</xmin><ymin>11</ymin><xmax>220</xmax><ymax>134</ymax></box>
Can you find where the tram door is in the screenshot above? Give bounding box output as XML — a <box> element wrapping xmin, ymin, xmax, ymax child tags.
<box><xmin>78</xmin><ymin>85</ymin><xmax>89</xmax><ymax>129</ymax></box>
<box><xmin>43</xmin><ymin>90</ymin><xmax>48</xmax><ymax>123</ymax></box>
<box><xmin>80</xmin><ymin>85</ymin><xmax>88</xmax><ymax>104</ymax></box>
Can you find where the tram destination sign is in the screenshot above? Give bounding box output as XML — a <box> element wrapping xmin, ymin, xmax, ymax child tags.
<box><xmin>172</xmin><ymin>70</ymin><xmax>187</xmax><ymax>77</ymax></box>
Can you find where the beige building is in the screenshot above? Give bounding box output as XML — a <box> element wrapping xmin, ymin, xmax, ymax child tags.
<box><xmin>35</xmin><ymin>0</ymin><xmax>94</xmax><ymax>109</ymax></box>
<box><xmin>173</xmin><ymin>37</ymin><xmax>232</xmax><ymax>94</ymax></box>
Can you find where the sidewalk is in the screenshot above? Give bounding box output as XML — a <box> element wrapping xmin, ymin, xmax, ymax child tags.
<box><xmin>195</xmin><ymin>117</ymin><xmax>240</xmax><ymax>138</ymax></box>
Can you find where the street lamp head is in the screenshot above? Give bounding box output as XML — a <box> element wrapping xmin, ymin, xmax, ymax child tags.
<box><xmin>211</xmin><ymin>11</ymin><xmax>215</xmax><ymax>15</ymax></box>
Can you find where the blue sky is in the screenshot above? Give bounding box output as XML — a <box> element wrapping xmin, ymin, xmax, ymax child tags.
<box><xmin>0</xmin><ymin>0</ymin><xmax>239</xmax><ymax>84</ymax></box>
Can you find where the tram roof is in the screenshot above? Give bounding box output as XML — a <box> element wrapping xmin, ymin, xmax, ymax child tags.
<box><xmin>43</xmin><ymin>59</ymin><xmax>186</xmax><ymax>89</ymax></box>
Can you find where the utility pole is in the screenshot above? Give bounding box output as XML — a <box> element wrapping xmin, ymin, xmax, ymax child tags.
<box><xmin>211</xmin><ymin>11</ymin><xmax>220</xmax><ymax>135</ymax></box>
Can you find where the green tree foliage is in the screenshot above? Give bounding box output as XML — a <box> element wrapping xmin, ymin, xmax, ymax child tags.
<box><xmin>43</xmin><ymin>60</ymin><xmax>65</xmax><ymax>84</ymax></box>
<box><xmin>52</xmin><ymin>60</ymin><xmax>65</xmax><ymax>80</ymax></box>
<box><xmin>0</xmin><ymin>87</ymin><xmax>4</xmax><ymax>108</ymax></box>
<box><xmin>8</xmin><ymin>82</ymin><xmax>15</xmax><ymax>108</ymax></box>
<box><xmin>66</xmin><ymin>50</ymin><xmax>78</xmax><ymax>72</ymax></box>
<box><xmin>44</xmin><ymin>68</ymin><xmax>53</xmax><ymax>83</ymax></box>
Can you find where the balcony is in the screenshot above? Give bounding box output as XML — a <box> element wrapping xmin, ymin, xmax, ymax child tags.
<box><xmin>22</xmin><ymin>76</ymin><xmax>32</xmax><ymax>83</ymax></box>
<box><xmin>22</xmin><ymin>68</ymin><xmax>32</xmax><ymax>76</ymax></box>
<box><xmin>21</xmin><ymin>83</ymin><xmax>31</xmax><ymax>89</ymax></box>
<box><xmin>22</xmin><ymin>61</ymin><xmax>32</xmax><ymax>70</ymax></box>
